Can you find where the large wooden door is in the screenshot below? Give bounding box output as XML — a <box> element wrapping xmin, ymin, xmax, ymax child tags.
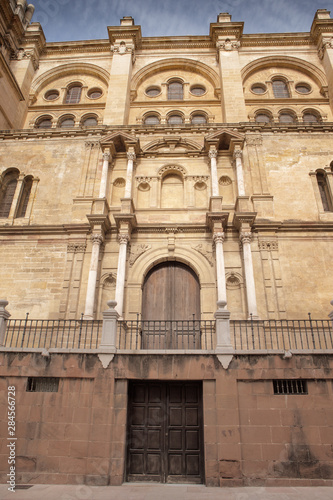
<box><xmin>141</xmin><ymin>262</ymin><xmax>200</xmax><ymax>348</ymax></box>
<box><xmin>127</xmin><ymin>381</ymin><xmax>204</xmax><ymax>484</ymax></box>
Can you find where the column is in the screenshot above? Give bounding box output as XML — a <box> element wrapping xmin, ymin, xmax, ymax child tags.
<box><xmin>209</xmin><ymin>148</ymin><xmax>219</xmax><ymax>196</ymax></box>
<box><xmin>240</xmin><ymin>231</ymin><xmax>258</xmax><ymax>319</ymax></box>
<box><xmin>99</xmin><ymin>152</ymin><xmax>111</xmax><ymax>198</ymax></box>
<box><xmin>125</xmin><ymin>151</ymin><xmax>135</xmax><ymax>198</ymax></box>
<box><xmin>115</xmin><ymin>234</ymin><xmax>130</xmax><ymax>318</ymax></box>
<box><xmin>233</xmin><ymin>148</ymin><xmax>245</xmax><ymax>196</ymax></box>
<box><xmin>213</xmin><ymin>232</ymin><xmax>227</xmax><ymax>303</ymax></box>
<box><xmin>83</xmin><ymin>233</ymin><xmax>104</xmax><ymax>319</ymax></box>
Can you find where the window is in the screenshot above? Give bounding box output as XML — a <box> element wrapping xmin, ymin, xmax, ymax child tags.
<box><xmin>191</xmin><ymin>113</ymin><xmax>207</xmax><ymax>125</ymax></box>
<box><xmin>144</xmin><ymin>114</ymin><xmax>160</xmax><ymax>125</ymax></box>
<box><xmin>316</xmin><ymin>171</ymin><xmax>332</xmax><ymax>211</ymax></box>
<box><xmin>87</xmin><ymin>88</ymin><xmax>102</xmax><ymax>99</ymax></box>
<box><xmin>251</xmin><ymin>83</ymin><xmax>267</xmax><ymax>94</ymax></box>
<box><xmin>190</xmin><ymin>85</ymin><xmax>206</xmax><ymax>96</ymax></box>
<box><xmin>26</xmin><ymin>377</ymin><xmax>59</xmax><ymax>392</ymax></box>
<box><xmin>59</xmin><ymin>117</ymin><xmax>75</xmax><ymax>128</ymax></box>
<box><xmin>65</xmin><ymin>85</ymin><xmax>82</xmax><ymax>104</ymax></box>
<box><xmin>44</xmin><ymin>90</ymin><xmax>59</xmax><ymax>101</ymax></box>
<box><xmin>167</xmin><ymin>81</ymin><xmax>183</xmax><ymax>100</ymax></box>
<box><xmin>279</xmin><ymin>112</ymin><xmax>295</xmax><ymax>123</ymax></box>
<box><xmin>36</xmin><ymin>117</ymin><xmax>52</xmax><ymax>129</ymax></box>
<box><xmin>82</xmin><ymin>116</ymin><xmax>98</xmax><ymax>127</ymax></box>
<box><xmin>145</xmin><ymin>86</ymin><xmax>161</xmax><ymax>97</ymax></box>
<box><xmin>167</xmin><ymin>114</ymin><xmax>183</xmax><ymax>125</ymax></box>
<box><xmin>0</xmin><ymin>172</ymin><xmax>18</xmax><ymax>218</ymax></box>
<box><xmin>303</xmin><ymin>112</ymin><xmax>319</xmax><ymax>123</ymax></box>
<box><xmin>255</xmin><ymin>113</ymin><xmax>271</xmax><ymax>123</ymax></box>
<box><xmin>272</xmin><ymin>79</ymin><xmax>290</xmax><ymax>98</ymax></box>
<box><xmin>16</xmin><ymin>177</ymin><xmax>33</xmax><ymax>218</ymax></box>
<box><xmin>273</xmin><ymin>379</ymin><xmax>308</xmax><ymax>395</ymax></box>
<box><xmin>295</xmin><ymin>83</ymin><xmax>311</xmax><ymax>94</ymax></box>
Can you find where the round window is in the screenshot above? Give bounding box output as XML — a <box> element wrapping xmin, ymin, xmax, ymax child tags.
<box><xmin>44</xmin><ymin>90</ymin><xmax>59</xmax><ymax>101</ymax></box>
<box><xmin>190</xmin><ymin>85</ymin><xmax>206</xmax><ymax>96</ymax></box>
<box><xmin>251</xmin><ymin>84</ymin><xmax>267</xmax><ymax>95</ymax></box>
<box><xmin>87</xmin><ymin>88</ymin><xmax>102</xmax><ymax>99</ymax></box>
<box><xmin>145</xmin><ymin>86</ymin><xmax>161</xmax><ymax>97</ymax></box>
<box><xmin>295</xmin><ymin>83</ymin><xmax>311</xmax><ymax>94</ymax></box>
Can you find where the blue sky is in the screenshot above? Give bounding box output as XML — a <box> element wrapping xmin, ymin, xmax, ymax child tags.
<box><xmin>31</xmin><ymin>0</ymin><xmax>330</xmax><ymax>42</ymax></box>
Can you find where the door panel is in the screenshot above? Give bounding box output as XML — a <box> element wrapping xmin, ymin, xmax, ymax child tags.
<box><xmin>127</xmin><ymin>381</ymin><xmax>204</xmax><ymax>484</ymax></box>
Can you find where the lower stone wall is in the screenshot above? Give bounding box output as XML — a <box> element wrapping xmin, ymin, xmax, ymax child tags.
<box><xmin>0</xmin><ymin>351</ymin><xmax>332</xmax><ymax>487</ymax></box>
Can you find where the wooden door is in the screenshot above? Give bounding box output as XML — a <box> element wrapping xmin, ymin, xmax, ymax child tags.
<box><xmin>126</xmin><ymin>381</ymin><xmax>204</xmax><ymax>484</ymax></box>
<box><xmin>141</xmin><ymin>262</ymin><xmax>200</xmax><ymax>348</ymax></box>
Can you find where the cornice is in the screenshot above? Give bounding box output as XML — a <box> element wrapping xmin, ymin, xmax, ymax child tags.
<box><xmin>0</xmin><ymin>223</ymin><xmax>90</xmax><ymax>236</ymax></box>
<box><xmin>141</xmin><ymin>36</ymin><xmax>214</xmax><ymax>50</ymax></box>
<box><xmin>240</xmin><ymin>33</ymin><xmax>312</xmax><ymax>48</ymax></box>
<box><xmin>42</xmin><ymin>40</ymin><xmax>111</xmax><ymax>56</ymax></box>
<box><xmin>253</xmin><ymin>220</ymin><xmax>333</xmax><ymax>232</ymax></box>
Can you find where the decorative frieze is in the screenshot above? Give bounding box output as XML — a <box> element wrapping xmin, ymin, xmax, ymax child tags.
<box><xmin>216</xmin><ymin>39</ymin><xmax>241</xmax><ymax>51</ymax></box>
<box><xmin>258</xmin><ymin>240</ymin><xmax>278</xmax><ymax>251</ymax></box>
<box><xmin>67</xmin><ymin>243</ymin><xmax>87</xmax><ymax>254</ymax></box>
<box><xmin>192</xmin><ymin>244</ymin><xmax>214</xmax><ymax>267</ymax></box>
<box><xmin>129</xmin><ymin>244</ymin><xmax>151</xmax><ymax>266</ymax></box>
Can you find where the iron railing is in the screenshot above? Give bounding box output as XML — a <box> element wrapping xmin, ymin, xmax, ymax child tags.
<box><xmin>230</xmin><ymin>317</ymin><xmax>333</xmax><ymax>351</ymax></box>
<box><xmin>4</xmin><ymin>315</ymin><xmax>102</xmax><ymax>349</ymax></box>
<box><xmin>117</xmin><ymin>320</ymin><xmax>216</xmax><ymax>350</ymax></box>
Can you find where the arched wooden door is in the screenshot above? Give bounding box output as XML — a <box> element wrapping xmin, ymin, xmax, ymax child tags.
<box><xmin>141</xmin><ymin>262</ymin><xmax>200</xmax><ymax>348</ymax></box>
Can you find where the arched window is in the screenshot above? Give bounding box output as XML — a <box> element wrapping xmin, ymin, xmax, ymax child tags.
<box><xmin>59</xmin><ymin>116</ymin><xmax>75</xmax><ymax>128</ymax></box>
<box><xmin>16</xmin><ymin>177</ymin><xmax>33</xmax><ymax>218</ymax></box>
<box><xmin>143</xmin><ymin>114</ymin><xmax>160</xmax><ymax>125</ymax></box>
<box><xmin>0</xmin><ymin>171</ymin><xmax>19</xmax><ymax>218</ymax></box>
<box><xmin>303</xmin><ymin>112</ymin><xmax>319</xmax><ymax>123</ymax></box>
<box><xmin>255</xmin><ymin>112</ymin><xmax>271</xmax><ymax>123</ymax></box>
<box><xmin>65</xmin><ymin>85</ymin><xmax>82</xmax><ymax>104</ymax></box>
<box><xmin>279</xmin><ymin>112</ymin><xmax>295</xmax><ymax>123</ymax></box>
<box><xmin>272</xmin><ymin>79</ymin><xmax>290</xmax><ymax>98</ymax></box>
<box><xmin>82</xmin><ymin>116</ymin><xmax>98</xmax><ymax>127</ymax></box>
<box><xmin>316</xmin><ymin>171</ymin><xmax>332</xmax><ymax>211</ymax></box>
<box><xmin>167</xmin><ymin>81</ymin><xmax>183</xmax><ymax>100</ymax></box>
<box><xmin>191</xmin><ymin>113</ymin><xmax>207</xmax><ymax>125</ymax></box>
<box><xmin>167</xmin><ymin>114</ymin><xmax>183</xmax><ymax>125</ymax></box>
<box><xmin>36</xmin><ymin>116</ymin><xmax>52</xmax><ymax>129</ymax></box>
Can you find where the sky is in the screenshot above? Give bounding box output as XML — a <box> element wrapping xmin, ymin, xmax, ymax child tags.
<box><xmin>31</xmin><ymin>0</ymin><xmax>330</xmax><ymax>42</ymax></box>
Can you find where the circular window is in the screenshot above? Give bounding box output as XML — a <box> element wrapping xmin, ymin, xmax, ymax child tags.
<box><xmin>255</xmin><ymin>113</ymin><xmax>271</xmax><ymax>123</ymax></box>
<box><xmin>37</xmin><ymin>118</ymin><xmax>52</xmax><ymax>129</ymax></box>
<box><xmin>168</xmin><ymin>114</ymin><xmax>183</xmax><ymax>125</ymax></box>
<box><xmin>44</xmin><ymin>90</ymin><xmax>59</xmax><ymax>101</ymax></box>
<box><xmin>191</xmin><ymin>114</ymin><xmax>207</xmax><ymax>125</ymax></box>
<box><xmin>87</xmin><ymin>88</ymin><xmax>102</xmax><ymax>99</ymax></box>
<box><xmin>144</xmin><ymin>115</ymin><xmax>160</xmax><ymax>125</ymax></box>
<box><xmin>145</xmin><ymin>86</ymin><xmax>161</xmax><ymax>97</ymax></box>
<box><xmin>190</xmin><ymin>85</ymin><xmax>206</xmax><ymax>96</ymax></box>
<box><xmin>295</xmin><ymin>83</ymin><xmax>311</xmax><ymax>94</ymax></box>
<box><xmin>60</xmin><ymin>118</ymin><xmax>75</xmax><ymax>128</ymax></box>
<box><xmin>251</xmin><ymin>83</ymin><xmax>267</xmax><ymax>95</ymax></box>
<box><xmin>82</xmin><ymin>117</ymin><xmax>98</xmax><ymax>127</ymax></box>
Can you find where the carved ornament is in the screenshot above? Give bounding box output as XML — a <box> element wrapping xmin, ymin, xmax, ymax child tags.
<box><xmin>258</xmin><ymin>240</ymin><xmax>278</xmax><ymax>251</ymax></box>
<box><xmin>118</xmin><ymin>234</ymin><xmax>130</xmax><ymax>245</ymax></box>
<box><xmin>85</xmin><ymin>141</ymin><xmax>99</xmax><ymax>149</ymax></box>
<box><xmin>213</xmin><ymin>232</ymin><xmax>225</xmax><ymax>245</ymax></box>
<box><xmin>208</xmin><ymin>149</ymin><xmax>218</xmax><ymax>159</ymax></box>
<box><xmin>246</xmin><ymin>135</ymin><xmax>262</xmax><ymax>147</ymax></box>
<box><xmin>240</xmin><ymin>231</ymin><xmax>252</xmax><ymax>244</ymax></box>
<box><xmin>216</xmin><ymin>39</ymin><xmax>240</xmax><ymax>51</ymax></box>
<box><xmin>127</xmin><ymin>151</ymin><xmax>136</xmax><ymax>161</ymax></box>
<box><xmin>233</xmin><ymin>149</ymin><xmax>243</xmax><ymax>160</ymax></box>
<box><xmin>192</xmin><ymin>244</ymin><xmax>214</xmax><ymax>267</ymax></box>
<box><xmin>67</xmin><ymin>243</ymin><xmax>87</xmax><ymax>253</ymax></box>
<box><xmin>102</xmin><ymin>152</ymin><xmax>111</xmax><ymax>162</ymax></box>
<box><xmin>129</xmin><ymin>244</ymin><xmax>151</xmax><ymax>266</ymax></box>
<box><xmin>318</xmin><ymin>37</ymin><xmax>333</xmax><ymax>60</ymax></box>
<box><xmin>91</xmin><ymin>234</ymin><xmax>104</xmax><ymax>245</ymax></box>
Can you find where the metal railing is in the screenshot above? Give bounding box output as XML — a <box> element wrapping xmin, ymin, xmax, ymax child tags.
<box><xmin>230</xmin><ymin>317</ymin><xmax>333</xmax><ymax>351</ymax></box>
<box><xmin>117</xmin><ymin>319</ymin><xmax>215</xmax><ymax>350</ymax></box>
<box><xmin>4</xmin><ymin>315</ymin><xmax>102</xmax><ymax>349</ymax></box>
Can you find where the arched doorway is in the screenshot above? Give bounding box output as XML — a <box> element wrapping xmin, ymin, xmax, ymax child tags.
<box><xmin>141</xmin><ymin>262</ymin><xmax>200</xmax><ymax>348</ymax></box>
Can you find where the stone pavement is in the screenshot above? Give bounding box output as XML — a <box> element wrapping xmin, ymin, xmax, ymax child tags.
<box><xmin>1</xmin><ymin>484</ymin><xmax>333</xmax><ymax>500</ymax></box>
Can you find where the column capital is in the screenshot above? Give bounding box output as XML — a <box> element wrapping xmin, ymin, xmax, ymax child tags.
<box><xmin>127</xmin><ymin>151</ymin><xmax>136</xmax><ymax>161</ymax></box>
<box><xmin>91</xmin><ymin>233</ymin><xmax>104</xmax><ymax>245</ymax></box>
<box><xmin>102</xmin><ymin>152</ymin><xmax>111</xmax><ymax>162</ymax></box>
<box><xmin>240</xmin><ymin>231</ymin><xmax>252</xmax><ymax>244</ymax></box>
<box><xmin>233</xmin><ymin>148</ymin><xmax>243</xmax><ymax>160</ymax></box>
<box><xmin>118</xmin><ymin>233</ymin><xmax>130</xmax><ymax>245</ymax></box>
<box><xmin>208</xmin><ymin>149</ymin><xmax>218</xmax><ymax>159</ymax></box>
<box><xmin>213</xmin><ymin>232</ymin><xmax>225</xmax><ymax>244</ymax></box>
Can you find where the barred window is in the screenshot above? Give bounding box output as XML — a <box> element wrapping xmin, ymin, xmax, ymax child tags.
<box><xmin>26</xmin><ymin>377</ymin><xmax>59</xmax><ymax>392</ymax></box>
<box><xmin>316</xmin><ymin>171</ymin><xmax>333</xmax><ymax>211</ymax></box>
<box><xmin>0</xmin><ymin>178</ymin><xmax>17</xmax><ymax>217</ymax></box>
<box><xmin>167</xmin><ymin>81</ymin><xmax>183</xmax><ymax>100</ymax></box>
<box><xmin>65</xmin><ymin>85</ymin><xmax>82</xmax><ymax>104</ymax></box>
<box><xmin>273</xmin><ymin>379</ymin><xmax>308</xmax><ymax>395</ymax></box>
<box><xmin>272</xmin><ymin>80</ymin><xmax>290</xmax><ymax>98</ymax></box>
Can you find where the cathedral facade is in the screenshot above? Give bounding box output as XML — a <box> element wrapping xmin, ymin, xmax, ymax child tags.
<box><xmin>0</xmin><ymin>0</ymin><xmax>333</xmax><ymax>487</ymax></box>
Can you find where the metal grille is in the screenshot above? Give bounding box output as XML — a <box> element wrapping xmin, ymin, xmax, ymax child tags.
<box><xmin>273</xmin><ymin>379</ymin><xmax>308</xmax><ymax>395</ymax></box>
<box><xmin>230</xmin><ymin>317</ymin><xmax>333</xmax><ymax>351</ymax></box>
<box><xmin>4</xmin><ymin>316</ymin><xmax>102</xmax><ymax>349</ymax></box>
<box><xmin>272</xmin><ymin>80</ymin><xmax>290</xmax><ymax>98</ymax></box>
<box><xmin>65</xmin><ymin>86</ymin><xmax>82</xmax><ymax>104</ymax></box>
<box><xmin>26</xmin><ymin>377</ymin><xmax>59</xmax><ymax>392</ymax></box>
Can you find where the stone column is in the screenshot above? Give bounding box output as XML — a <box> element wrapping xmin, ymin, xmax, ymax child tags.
<box><xmin>240</xmin><ymin>231</ymin><xmax>258</xmax><ymax>319</ymax></box>
<box><xmin>99</xmin><ymin>152</ymin><xmax>111</xmax><ymax>198</ymax></box>
<box><xmin>125</xmin><ymin>151</ymin><xmax>136</xmax><ymax>198</ymax></box>
<box><xmin>209</xmin><ymin>148</ymin><xmax>219</xmax><ymax>197</ymax></box>
<box><xmin>233</xmin><ymin>148</ymin><xmax>245</xmax><ymax>196</ymax></box>
<box><xmin>83</xmin><ymin>233</ymin><xmax>104</xmax><ymax>320</ymax></box>
<box><xmin>213</xmin><ymin>232</ymin><xmax>227</xmax><ymax>304</ymax></box>
<box><xmin>115</xmin><ymin>234</ymin><xmax>130</xmax><ymax>318</ymax></box>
